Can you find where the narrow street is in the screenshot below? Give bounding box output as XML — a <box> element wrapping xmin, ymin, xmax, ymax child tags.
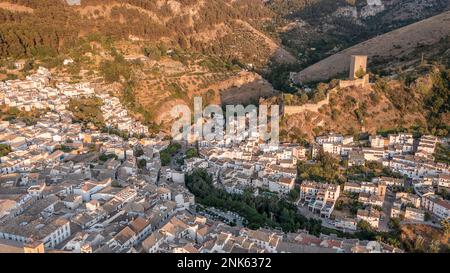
<box><xmin>379</xmin><ymin>190</ymin><xmax>395</xmax><ymax>232</ymax></box>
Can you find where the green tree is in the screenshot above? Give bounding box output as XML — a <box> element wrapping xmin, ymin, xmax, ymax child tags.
<box><xmin>355</xmin><ymin>67</ymin><xmax>366</xmax><ymax>78</ymax></box>
<box><xmin>334</xmin><ymin>199</ymin><xmax>344</xmax><ymax>211</ymax></box>
<box><xmin>441</xmin><ymin>218</ymin><xmax>450</xmax><ymax>236</ymax></box>
<box><xmin>185</xmin><ymin>169</ymin><xmax>323</xmax><ymax>234</ymax></box>
<box><xmin>0</xmin><ymin>144</ymin><xmax>12</xmax><ymax>157</ymax></box>
<box><xmin>357</xmin><ymin>220</ymin><xmax>373</xmax><ymax>232</ymax></box>
<box><xmin>388</xmin><ymin>218</ymin><xmax>401</xmax><ymax>231</ymax></box>
<box><xmin>160</xmin><ymin>142</ymin><xmax>182</xmax><ymax>166</ymax></box>
<box><xmin>160</xmin><ymin>152</ymin><xmax>171</xmax><ymax>166</ymax></box>
<box><xmin>100</xmin><ymin>53</ymin><xmax>132</xmax><ymax>83</ymax></box>
<box><xmin>298</xmin><ymin>151</ymin><xmax>341</xmax><ymax>184</ymax></box>
<box><xmin>428</xmin><ymin>239</ymin><xmax>441</xmax><ymax>253</ymax></box>
<box><xmin>434</xmin><ymin>144</ymin><xmax>450</xmax><ymax>164</ymax></box>
<box><xmin>68</xmin><ymin>97</ymin><xmax>105</xmax><ymax>128</ymax></box>
<box><xmin>111</xmin><ymin>180</ymin><xmax>121</xmax><ymax>188</ymax></box>
<box><xmin>355</xmin><ymin>220</ymin><xmax>378</xmax><ymax>240</ymax></box>
<box><xmin>186</xmin><ymin>147</ymin><xmax>199</xmax><ymax>159</ymax></box>
<box><xmin>134</xmin><ymin>147</ymin><xmax>144</xmax><ymax>158</ymax></box>
<box><xmin>288</xmin><ymin>188</ymin><xmax>300</xmax><ymax>202</ymax></box>
<box><xmin>138</xmin><ymin>159</ymin><xmax>147</xmax><ymax>169</ymax></box>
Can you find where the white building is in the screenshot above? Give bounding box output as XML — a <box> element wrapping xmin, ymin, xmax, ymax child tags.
<box><xmin>422</xmin><ymin>195</ymin><xmax>450</xmax><ymax>220</ymax></box>
<box><xmin>404</xmin><ymin>207</ymin><xmax>425</xmax><ymax>222</ymax></box>
<box><xmin>357</xmin><ymin>208</ymin><xmax>380</xmax><ymax>229</ymax></box>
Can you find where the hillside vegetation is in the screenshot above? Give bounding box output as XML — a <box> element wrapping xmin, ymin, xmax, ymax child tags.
<box><xmin>0</xmin><ymin>0</ymin><xmax>448</xmax><ymax>135</ymax></box>
<box><xmin>400</xmin><ymin>224</ymin><xmax>450</xmax><ymax>253</ymax></box>
<box><xmin>0</xmin><ymin>0</ymin><xmax>293</xmax><ymax>66</ymax></box>
<box><xmin>279</xmin><ymin>64</ymin><xmax>449</xmax><ymax>142</ymax></box>
<box><xmin>0</xmin><ymin>0</ymin><xmax>295</xmax><ymax>131</ymax></box>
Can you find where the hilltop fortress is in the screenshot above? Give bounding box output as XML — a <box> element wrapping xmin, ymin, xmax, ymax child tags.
<box><xmin>283</xmin><ymin>55</ymin><xmax>370</xmax><ymax>116</ymax></box>
<box><xmin>338</xmin><ymin>55</ymin><xmax>370</xmax><ymax>88</ymax></box>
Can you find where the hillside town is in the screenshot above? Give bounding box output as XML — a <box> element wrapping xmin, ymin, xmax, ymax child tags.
<box><xmin>0</xmin><ymin>67</ymin><xmax>448</xmax><ymax>253</ymax></box>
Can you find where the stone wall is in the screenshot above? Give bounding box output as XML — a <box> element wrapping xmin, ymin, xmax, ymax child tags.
<box><xmin>339</xmin><ymin>74</ymin><xmax>370</xmax><ymax>88</ymax></box>
<box><xmin>283</xmin><ymin>88</ymin><xmax>336</xmax><ymax>116</ymax></box>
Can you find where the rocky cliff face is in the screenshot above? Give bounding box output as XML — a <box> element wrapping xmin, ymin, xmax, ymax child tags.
<box><xmin>361</xmin><ymin>0</ymin><xmax>384</xmax><ymax>18</ymax></box>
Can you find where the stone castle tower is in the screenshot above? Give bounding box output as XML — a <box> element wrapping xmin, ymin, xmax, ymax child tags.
<box><xmin>349</xmin><ymin>55</ymin><xmax>368</xmax><ymax>80</ymax></box>
<box><xmin>339</xmin><ymin>55</ymin><xmax>370</xmax><ymax>88</ymax></box>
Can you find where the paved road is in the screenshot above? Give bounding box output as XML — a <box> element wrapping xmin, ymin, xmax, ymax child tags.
<box><xmin>379</xmin><ymin>191</ymin><xmax>395</xmax><ymax>232</ymax></box>
<box><xmin>170</xmin><ymin>147</ymin><xmax>186</xmax><ymax>171</ymax></box>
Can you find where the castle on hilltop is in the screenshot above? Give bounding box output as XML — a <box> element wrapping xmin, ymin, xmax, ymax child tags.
<box><xmin>282</xmin><ymin>55</ymin><xmax>370</xmax><ymax>117</ymax></box>
<box><xmin>339</xmin><ymin>55</ymin><xmax>370</xmax><ymax>88</ymax></box>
